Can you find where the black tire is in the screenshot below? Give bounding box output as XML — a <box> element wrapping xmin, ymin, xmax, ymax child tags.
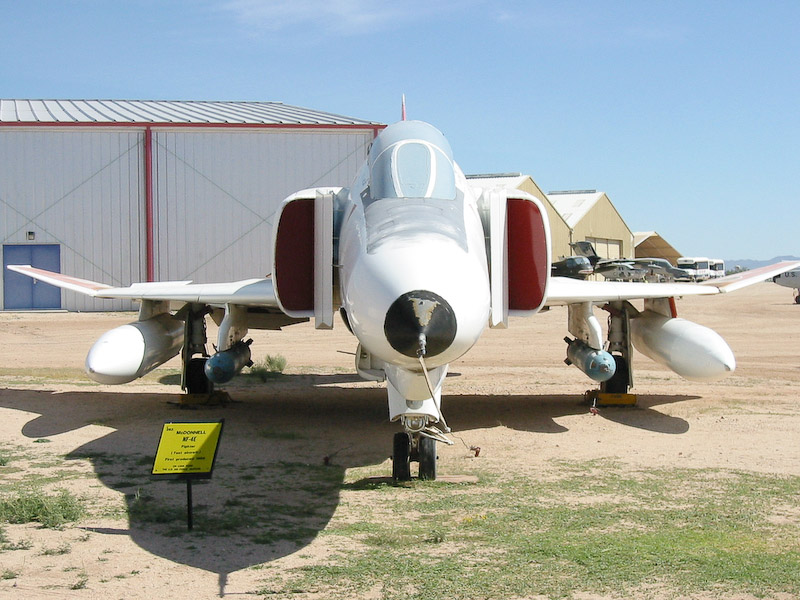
<box><xmin>418</xmin><ymin>436</ymin><xmax>437</xmax><ymax>481</ymax></box>
<box><xmin>186</xmin><ymin>357</ymin><xmax>212</xmax><ymax>395</ymax></box>
<box><xmin>602</xmin><ymin>355</ymin><xmax>629</xmax><ymax>394</ymax></box>
<box><xmin>392</xmin><ymin>432</ymin><xmax>411</xmax><ymax>482</ymax></box>
<box><xmin>794</xmin><ymin>295</ymin><xmax>800</xmax><ymax>305</ymax></box>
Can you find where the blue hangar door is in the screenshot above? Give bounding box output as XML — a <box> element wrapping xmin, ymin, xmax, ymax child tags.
<box><xmin>3</xmin><ymin>245</ymin><xmax>61</xmax><ymax>310</ymax></box>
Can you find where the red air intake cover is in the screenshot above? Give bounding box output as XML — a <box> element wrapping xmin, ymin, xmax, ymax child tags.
<box><xmin>274</xmin><ymin>198</ymin><xmax>314</xmax><ymax>312</ymax></box>
<box><xmin>507</xmin><ymin>197</ymin><xmax>548</xmax><ymax>311</ymax></box>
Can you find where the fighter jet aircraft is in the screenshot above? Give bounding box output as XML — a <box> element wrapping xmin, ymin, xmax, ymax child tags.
<box><xmin>8</xmin><ymin>120</ymin><xmax>800</xmax><ymax>481</ymax></box>
<box><xmin>639</xmin><ymin>257</ymin><xmax>693</xmax><ymax>282</ymax></box>
<box><xmin>551</xmin><ymin>255</ymin><xmax>594</xmax><ymax>279</ymax></box>
<box><xmin>569</xmin><ymin>241</ymin><xmax>690</xmax><ymax>282</ymax></box>
<box><xmin>773</xmin><ymin>268</ymin><xmax>800</xmax><ymax>303</ymax></box>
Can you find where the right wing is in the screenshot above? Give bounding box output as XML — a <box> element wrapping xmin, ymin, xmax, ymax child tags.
<box><xmin>545</xmin><ymin>260</ymin><xmax>800</xmax><ymax>306</ymax></box>
<box><xmin>6</xmin><ymin>265</ymin><xmax>279</xmax><ymax>307</ymax></box>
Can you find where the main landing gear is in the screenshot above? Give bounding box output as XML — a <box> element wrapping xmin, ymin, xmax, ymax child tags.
<box><xmin>186</xmin><ymin>357</ymin><xmax>213</xmax><ymax>395</ymax></box>
<box><xmin>601</xmin><ymin>301</ymin><xmax>633</xmax><ymax>395</ymax></box>
<box><xmin>392</xmin><ymin>432</ymin><xmax>437</xmax><ymax>482</ymax></box>
<box><xmin>601</xmin><ymin>354</ymin><xmax>630</xmax><ymax>395</ymax></box>
<box><xmin>180</xmin><ymin>304</ymin><xmax>217</xmax><ymax>398</ymax></box>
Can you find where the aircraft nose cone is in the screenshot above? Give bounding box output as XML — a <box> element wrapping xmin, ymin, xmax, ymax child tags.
<box><xmin>384</xmin><ymin>290</ymin><xmax>457</xmax><ymax>358</ymax></box>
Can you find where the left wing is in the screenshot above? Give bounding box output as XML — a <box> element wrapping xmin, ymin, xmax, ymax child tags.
<box><xmin>545</xmin><ymin>260</ymin><xmax>800</xmax><ymax>388</ymax></box>
<box><xmin>545</xmin><ymin>260</ymin><xmax>800</xmax><ymax>305</ymax></box>
<box><xmin>545</xmin><ymin>277</ymin><xmax>718</xmax><ymax>305</ymax></box>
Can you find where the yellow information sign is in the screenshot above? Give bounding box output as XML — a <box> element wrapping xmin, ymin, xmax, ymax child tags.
<box><xmin>152</xmin><ymin>420</ymin><xmax>224</xmax><ymax>478</ymax></box>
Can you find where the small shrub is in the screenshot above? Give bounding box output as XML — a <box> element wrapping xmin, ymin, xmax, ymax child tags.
<box><xmin>248</xmin><ymin>354</ymin><xmax>287</xmax><ymax>382</ymax></box>
<box><xmin>40</xmin><ymin>542</ymin><xmax>72</xmax><ymax>556</ymax></box>
<box><xmin>71</xmin><ymin>573</ymin><xmax>89</xmax><ymax>589</ymax></box>
<box><xmin>266</xmin><ymin>354</ymin><xmax>287</xmax><ymax>372</ymax></box>
<box><xmin>0</xmin><ymin>488</ymin><xmax>84</xmax><ymax>528</ymax></box>
<box><xmin>2</xmin><ymin>537</ymin><xmax>33</xmax><ymax>551</ymax></box>
<box><xmin>0</xmin><ymin>523</ymin><xmax>38</xmax><ymax>551</ymax></box>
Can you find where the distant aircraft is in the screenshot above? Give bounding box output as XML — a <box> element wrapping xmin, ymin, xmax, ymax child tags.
<box><xmin>551</xmin><ymin>255</ymin><xmax>593</xmax><ymax>279</ymax></box>
<box><xmin>594</xmin><ymin>261</ymin><xmax>649</xmax><ymax>282</ymax></box>
<box><xmin>569</xmin><ymin>241</ymin><xmax>689</xmax><ymax>282</ymax></box>
<box><xmin>636</xmin><ymin>257</ymin><xmax>693</xmax><ymax>282</ymax></box>
<box><xmin>8</xmin><ymin>120</ymin><xmax>800</xmax><ymax>481</ymax></box>
<box><xmin>773</xmin><ymin>269</ymin><xmax>800</xmax><ymax>303</ymax></box>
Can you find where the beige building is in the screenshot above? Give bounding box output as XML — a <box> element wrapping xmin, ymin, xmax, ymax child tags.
<box><xmin>467</xmin><ymin>175</ymin><xmax>633</xmax><ymax>261</ymax></box>
<box><xmin>634</xmin><ymin>231</ymin><xmax>682</xmax><ymax>264</ymax></box>
<box><xmin>466</xmin><ymin>174</ymin><xmax>572</xmax><ymax>258</ymax></box>
<box><xmin>546</xmin><ymin>191</ymin><xmax>633</xmax><ymax>260</ymax></box>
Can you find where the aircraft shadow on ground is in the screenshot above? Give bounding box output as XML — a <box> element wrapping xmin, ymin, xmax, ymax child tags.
<box><xmin>0</xmin><ymin>380</ymin><xmax>695</xmax><ymax>584</ymax></box>
<box><xmin>157</xmin><ymin>372</ymin><xmax>369</xmax><ymax>387</ymax></box>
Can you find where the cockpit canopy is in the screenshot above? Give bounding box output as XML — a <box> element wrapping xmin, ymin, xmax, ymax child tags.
<box><xmin>369</xmin><ymin>121</ymin><xmax>456</xmax><ymax>201</ymax></box>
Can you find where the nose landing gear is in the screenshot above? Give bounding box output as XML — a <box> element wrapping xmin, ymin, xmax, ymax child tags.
<box><xmin>392</xmin><ymin>432</ymin><xmax>438</xmax><ymax>482</ymax></box>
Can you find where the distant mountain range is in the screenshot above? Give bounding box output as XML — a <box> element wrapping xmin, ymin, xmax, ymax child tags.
<box><xmin>724</xmin><ymin>256</ymin><xmax>800</xmax><ymax>271</ymax></box>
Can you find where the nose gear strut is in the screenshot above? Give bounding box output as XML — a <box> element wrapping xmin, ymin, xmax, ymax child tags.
<box><xmin>415</xmin><ymin>334</ymin><xmax>454</xmax><ymax>446</ymax></box>
<box><xmin>392</xmin><ymin>330</ymin><xmax>455</xmax><ymax>482</ymax></box>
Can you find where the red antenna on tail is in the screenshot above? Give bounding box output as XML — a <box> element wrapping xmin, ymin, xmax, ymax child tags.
<box><xmin>401</xmin><ymin>94</ymin><xmax>407</xmax><ymax>121</ymax></box>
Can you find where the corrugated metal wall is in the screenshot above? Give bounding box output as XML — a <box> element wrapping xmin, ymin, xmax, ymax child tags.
<box><xmin>152</xmin><ymin>129</ymin><xmax>372</xmax><ymax>282</ymax></box>
<box><xmin>1</xmin><ymin>127</ymin><xmax>373</xmax><ymax>310</ymax></box>
<box><xmin>0</xmin><ymin>129</ymin><xmax>144</xmax><ymax>311</ymax></box>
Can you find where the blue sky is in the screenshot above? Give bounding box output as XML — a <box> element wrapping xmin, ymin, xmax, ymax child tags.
<box><xmin>2</xmin><ymin>0</ymin><xmax>798</xmax><ymax>260</ymax></box>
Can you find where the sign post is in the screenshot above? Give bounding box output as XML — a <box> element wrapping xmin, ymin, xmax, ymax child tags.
<box><xmin>152</xmin><ymin>420</ymin><xmax>224</xmax><ymax>530</ymax></box>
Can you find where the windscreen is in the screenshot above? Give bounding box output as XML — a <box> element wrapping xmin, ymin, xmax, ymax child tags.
<box><xmin>371</xmin><ymin>140</ymin><xmax>456</xmax><ymax>200</ymax></box>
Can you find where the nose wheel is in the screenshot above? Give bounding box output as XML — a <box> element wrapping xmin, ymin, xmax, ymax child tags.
<box><xmin>418</xmin><ymin>435</ymin><xmax>437</xmax><ymax>480</ymax></box>
<box><xmin>392</xmin><ymin>432</ymin><xmax>438</xmax><ymax>482</ymax></box>
<box><xmin>392</xmin><ymin>432</ymin><xmax>412</xmax><ymax>481</ymax></box>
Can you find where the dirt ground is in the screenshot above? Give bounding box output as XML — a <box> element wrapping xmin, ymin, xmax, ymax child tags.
<box><xmin>0</xmin><ymin>282</ymin><xmax>798</xmax><ymax>599</ymax></box>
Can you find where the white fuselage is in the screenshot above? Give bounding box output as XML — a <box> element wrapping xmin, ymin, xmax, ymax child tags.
<box><xmin>334</xmin><ymin>121</ymin><xmax>491</xmax><ymax>423</ymax></box>
<box><xmin>337</xmin><ymin>128</ymin><xmax>490</xmax><ymax>372</ymax></box>
<box><xmin>774</xmin><ymin>269</ymin><xmax>800</xmax><ymax>290</ymax></box>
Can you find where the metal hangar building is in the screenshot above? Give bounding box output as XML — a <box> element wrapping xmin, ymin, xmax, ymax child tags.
<box><xmin>546</xmin><ymin>190</ymin><xmax>633</xmax><ymax>260</ymax></box>
<box><xmin>0</xmin><ymin>99</ymin><xmax>383</xmax><ymax>311</ymax></box>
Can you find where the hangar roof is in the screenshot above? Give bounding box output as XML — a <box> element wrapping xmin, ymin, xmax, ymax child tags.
<box><xmin>0</xmin><ymin>99</ymin><xmax>382</xmax><ymax>126</ymax></box>
<box><xmin>465</xmin><ymin>173</ymin><xmax>569</xmax><ymax>229</ymax></box>
<box><xmin>546</xmin><ymin>190</ymin><xmax>605</xmax><ymax>229</ymax></box>
<box><xmin>634</xmin><ymin>231</ymin><xmax>682</xmax><ymax>263</ymax></box>
<box><xmin>466</xmin><ymin>173</ymin><xmax>529</xmax><ymax>189</ymax></box>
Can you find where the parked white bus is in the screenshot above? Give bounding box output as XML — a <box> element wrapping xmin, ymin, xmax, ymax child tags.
<box><xmin>677</xmin><ymin>257</ymin><xmax>712</xmax><ymax>281</ymax></box>
<box><xmin>709</xmin><ymin>259</ymin><xmax>726</xmax><ymax>278</ymax></box>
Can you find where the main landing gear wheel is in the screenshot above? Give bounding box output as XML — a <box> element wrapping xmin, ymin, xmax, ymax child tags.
<box><xmin>392</xmin><ymin>432</ymin><xmax>412</xmax><ymax>482</ymax></box>
<box><xmin>186</xmin><ymin>357</ymin><xmax>213</xmax><ymax>395</ymax></box>
<box><xmin>418</xmin><ymin>436</ymin><xmax>437</xmax><ymax>481</ymax></box>
<box><xmin>602</xmin><ymin>355</ymin><xmax>630</xmax><ymax>394</ymax></box>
